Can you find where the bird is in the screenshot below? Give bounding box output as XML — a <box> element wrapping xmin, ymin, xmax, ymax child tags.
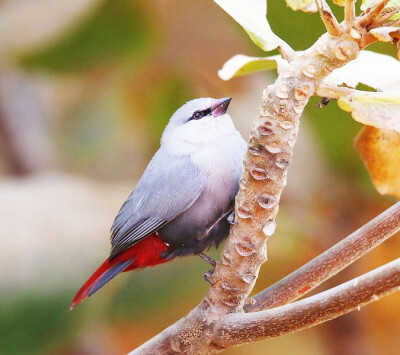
<box><xmin>70</xmin><ymin>97</ymin><xmax>246</xmax><ymax>309</ymax></box>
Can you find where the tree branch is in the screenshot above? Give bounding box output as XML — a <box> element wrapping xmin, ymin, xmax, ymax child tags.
<box><xmin>214</xmin><ymin>258</ymin><xmax>400</xmax><ymax>348</ymax></box>
<box><xmin>345</xmin><ymin>0</ymin><xmax>356</xmax><ymax>23</ymax></box>
<box><xmin>315</xmin><ymin>0</ymin><xmax>342</xmax><ymax>36</ymax></box>
<box><xmin>246</xmin><ymin>202</ymin><xmax>400</xmax><ymax>312</ymax></box>
<box><xmin>130</xmin><ymin>3</ymin><xmax>397</xmax><ymax>353</ymax></box>
<box><xmin>316</xmin><ymin>83</ymin><xmax>354</xmax><ymax>100</ymax></box>
<box><xmin>205</xmin><ymin>28</ymin><xmax>362</xmax><ymax>323</ymax></box>
<box><xmin>358</xmin><ymin>0</ymin><xmax>390</xmax><ymax>27</ymax></box>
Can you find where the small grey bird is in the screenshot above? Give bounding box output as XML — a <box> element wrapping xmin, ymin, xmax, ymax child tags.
<box><xmin>71</xmin><ymin>97</ymin><xmax>246</xmax><ymax>309</ymax></box>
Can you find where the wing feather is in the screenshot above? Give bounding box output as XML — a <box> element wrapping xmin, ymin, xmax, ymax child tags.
<box><xmin>109</xmin><ymin>150</ymin><xmax>206</xmax><ymax>259</ymax></box>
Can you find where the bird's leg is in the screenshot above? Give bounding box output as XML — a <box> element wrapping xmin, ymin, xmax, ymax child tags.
<box><xmin>198</xmin><ymin>253</ymin><xmax>217</xmax><ymax>284</ymax></box>
<box><xmin>198</xmin><ymin>252</ymin><xmax>216</xmax><ymax>267</ymax></box>
<box><xmin>227</xmin><ymin>211</ymin><xmax>235</xmax><ymax>225</ymax></box>
<box><xmin>197</xmin><ymin>210</ymin><xmax>233</xmax><ymax>240</ymax></box>
<box><xmin>197</xmin><ymin>209</ymin><xmax>233</xmax><ymax>282</ymax></box>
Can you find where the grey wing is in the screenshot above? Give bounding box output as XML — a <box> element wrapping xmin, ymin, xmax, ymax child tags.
<box><xmin>109</xmin><ymin>150</ymin><xmax>206</xmax><ymax>259</ymax></box>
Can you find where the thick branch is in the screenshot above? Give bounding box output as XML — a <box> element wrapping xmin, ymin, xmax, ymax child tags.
<box><xmin>214</xmin><ymin>259</ymin><xmax>400</xmax><ymax>348</ymax></box>
<box><xmin>246</xmin><ymin>202</ymin><xmax>400</xmax><ymax>312</ymax></box>
<box><xmin>205</xmin><ymin>33</ymin><xmax>361</xmax><ymax>319</ymax></box>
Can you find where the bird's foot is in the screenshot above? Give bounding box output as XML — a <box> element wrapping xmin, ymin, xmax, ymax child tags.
<box><xmin>204</xmin><ymin>269</ymin><xmax>215</xmax><ymax>285</ymax></box>
<box><xmin>227</xmin><ymin>211</ymin><xmax>236</xmax><ymax>225</ymax></box>
<box><xmin>199</xmin><ymin>253</ymin><xmax>216</xmax><ymax>284</ymax></box>
<box><xmin>198</xmin><ymin>252</ymin><xmax>216</xmax><ymax>267</ymax></box>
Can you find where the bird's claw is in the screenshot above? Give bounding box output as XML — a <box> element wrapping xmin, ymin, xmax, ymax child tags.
<box><xmin>198</xmin><ymin>253</ymin><xmax>217</xmax><ymax>267</ymax></box>
<box><xmin>204</xmin><ymin>269</ymin><xmax>215</xmax><ymax>285</ymax></box>
<box><xmin>227</xmin><ymin>211</ymin><xmax>236</xmax><ymax>225</ymax></box>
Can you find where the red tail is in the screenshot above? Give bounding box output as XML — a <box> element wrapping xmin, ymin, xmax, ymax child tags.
<box><xmin>70</xmin><ymin>233</ymin><xmax>169</xmax><ymax>310</ymax></box>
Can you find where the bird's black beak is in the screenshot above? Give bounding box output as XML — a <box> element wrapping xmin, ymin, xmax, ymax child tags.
<box><xmin>211</xmin><ymin>97</ymin><xmax>232</xmax><ymax>117</ymax></box>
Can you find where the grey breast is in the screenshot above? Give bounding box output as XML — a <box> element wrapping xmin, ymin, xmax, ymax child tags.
<box><xmin>159</xmin><ymin>154</ymin><xmax>241</xmax><ymax>256</ymax></box>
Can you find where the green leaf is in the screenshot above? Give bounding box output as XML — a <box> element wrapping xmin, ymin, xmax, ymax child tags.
<box><xmin>285</xmin><ymin>0</ymin><xmax>317</xmax><ymax>12</ymax></box>
<box><xmin>214</xmin><ymin>0</ymin><xmax>281</xmax><ymax>51</ymax></box>
<box><xmin>218</xmin><ymin>54</ymin><xmax>286</xmax><ymax>80</ymax></box>
<box><xmin>338</xmin><ymin>90</ymin><xmax>400</xmax><ymax>133</ymax></box>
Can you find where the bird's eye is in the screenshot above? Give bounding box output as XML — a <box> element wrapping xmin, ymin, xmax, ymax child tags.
<box><xmin>192</xmin><ymin>111</ymin><xmax>203</xmax><ymax>120</ymax></box>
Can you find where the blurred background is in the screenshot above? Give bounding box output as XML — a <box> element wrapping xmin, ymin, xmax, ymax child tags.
<box><xmin>0</xmin><ymin>1</ymin><xmax>399</xmax><ymax>354</ymax></box>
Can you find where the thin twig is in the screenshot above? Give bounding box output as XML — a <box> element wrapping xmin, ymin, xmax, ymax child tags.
<box><xmin>316</xmin><ymin>84</ymin><xmax>354</xmax><ymax>100</ymax></box>
<box><xmin>277</xmin><ymin>41</ymin><xmax>296</xmax><ymax>62</ymax></box>
<box><xmin>246</xmin><ymin>202</ymin><xmax>400</xmax><ymax>312</ymax></box>
<box><xmin>379</xmin><ymin>7</ymin><xmax>400</xmax><ymax>25</ymax></box>
<box><xmin>314</xmin><ymin>0</ymin><xmax>342</xmax><ymax>36</ymax></box>
<box><xmin>215</xmin><ymin>259</ymin><xmax>400</xmax><ymax>348</ymax></box>
<box><xmin>358</xmin><ymin>0</ymin><xmax>390</xmax><ymax>27</ymax></box>
<box><xmin>345</xmin><ymin>0</ymin><xmax>356</xmax><ymax>23</ymax></box>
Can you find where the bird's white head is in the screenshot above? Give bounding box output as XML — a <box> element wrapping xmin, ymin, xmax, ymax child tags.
<box><xmin>161</xmin><ymin>97</ymin><xmax>238</xmax><ymax>151</ymax></box>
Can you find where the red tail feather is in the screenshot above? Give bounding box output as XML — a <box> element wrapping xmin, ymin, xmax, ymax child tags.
<box><xmin>70</xmin><ymin>233</ymin><xmax>169</xmax><ymax>310</ymax></box>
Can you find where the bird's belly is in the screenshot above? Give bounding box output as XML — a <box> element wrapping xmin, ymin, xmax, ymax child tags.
<box><xmin>159</xmin><ymin>176</ymin><xmax>236</xmax><ymax>256</ymax></box>
<box><xmin>159</xmin><ymin>140</ymin><xmax>244</xmax><ymax>257</ymax></box>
